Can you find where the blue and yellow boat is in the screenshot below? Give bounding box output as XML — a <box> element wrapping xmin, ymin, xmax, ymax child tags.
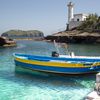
<box><xmin>14</xmin><ymin>53</ymin><xmax>100</xmax><ymax>74</ymax></box>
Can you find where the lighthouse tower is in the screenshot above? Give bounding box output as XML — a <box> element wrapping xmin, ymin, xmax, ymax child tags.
<box><xmin>66</xmin><ymin>2</ymin><xmax>88</xmax><ymax>30</ymax></box>
<box><xmin>67</xmin><ymin>2</ymin><xmax>74</xmax><ymax>23</ymax></box>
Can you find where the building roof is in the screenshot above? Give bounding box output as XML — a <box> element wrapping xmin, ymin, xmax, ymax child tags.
<box><xmin>74</xmin><ymin>13</ymin><xmax>88</xmax><ymax>16</ymax></box>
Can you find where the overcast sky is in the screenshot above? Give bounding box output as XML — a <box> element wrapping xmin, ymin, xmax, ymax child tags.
<box><xmin>0</xmin><ymin>0</ymin><xmax>100</xmax><ymax>35</ymax></box>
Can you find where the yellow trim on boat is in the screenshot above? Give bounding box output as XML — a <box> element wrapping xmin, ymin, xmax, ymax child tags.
<box><xmin>93</xmin><ymin>62</ymin><xmax>100</xmax><ymax>66</ymax></box>
<box><xmin>15</xmin><ymin>58</ymin><xmax>89</xmax><ymax>68</ymax></box>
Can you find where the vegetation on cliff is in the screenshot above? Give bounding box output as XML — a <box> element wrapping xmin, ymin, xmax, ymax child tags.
<box><xmin>77</xmin><ymin>14</ymin><xmax>100</xmax><ymax>32</ymax></box>
<box><xmin>1</xmin><ymin>30</ymin><xmax>44</xmax><ymax>39</ymax></box>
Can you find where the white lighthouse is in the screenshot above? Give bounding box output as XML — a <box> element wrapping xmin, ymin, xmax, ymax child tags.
<box><xmin>67</xmin><ymin>2</ymin><xmax>74</xmax><ymax>23</ymax></box>
<box><xmin>67</xmin><ymin>2</ymin><xmax>88</xmax><ymax>30</ymax></box>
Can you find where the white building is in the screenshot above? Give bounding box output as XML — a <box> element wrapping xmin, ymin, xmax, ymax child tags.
<box><xmin>67</xmin><ymin>2</ymin><xmax>88</xmax><ymax>30</ymax></box>
<box><xmin>74</xmin><ymin>14</ymin><xmax>88</xmax><ymax>21</ymax></box>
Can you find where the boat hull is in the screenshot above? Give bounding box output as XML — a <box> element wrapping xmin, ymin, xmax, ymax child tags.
<box><xmin>14</xmin><ymin>54</ymin><xmax>100</xmax><ymax>75</ymax></box>
<box><xmin>15</xmin><ymin>65</ymin><xmax>97</xmax><ymax>75</ymax></box>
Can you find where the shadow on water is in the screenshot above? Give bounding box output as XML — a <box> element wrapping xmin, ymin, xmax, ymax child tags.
<box><xmin>0</xmin><ymin>68</ymin><xmax>95</xmax><ymax>89</ymax></box>
<box><xmin>14</xmin><ymin>71</ymin><xmax>96</xmax><ymax>92</ymax></box>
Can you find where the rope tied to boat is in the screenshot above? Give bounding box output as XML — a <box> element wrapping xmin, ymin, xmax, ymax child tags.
<box><xmin>90</xmin><ymin>62</ymin><xmax>100</xmax><ymax>70</ymax></box>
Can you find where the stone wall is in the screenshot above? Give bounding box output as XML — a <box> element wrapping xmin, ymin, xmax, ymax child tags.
<box><xmin>69</xmin><ymin>21</ymin><xmax>83</xmax><ymax>30</ymax></box>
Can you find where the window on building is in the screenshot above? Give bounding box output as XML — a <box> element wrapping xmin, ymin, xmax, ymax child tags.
<box><xmin>77</xmin><ymin>19</ymin><xmax>79</xmax><ymax>21</ymax></box>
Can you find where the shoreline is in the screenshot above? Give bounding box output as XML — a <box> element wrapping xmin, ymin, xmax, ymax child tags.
<box><xmin>45</xmin><ymin>30</ymin><xmax>100</xmax><ymax>44</ymax></box>
<box><xmin>14</xmin><ymin>38</ymin><xmax>44</xmax><ymax>41</ymax></box>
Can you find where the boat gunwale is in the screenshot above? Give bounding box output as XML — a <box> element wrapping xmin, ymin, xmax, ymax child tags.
<box><xmin>14</xmin><ymin>53</ymin><xmax>100</xmax><ymax>63</ymax></box>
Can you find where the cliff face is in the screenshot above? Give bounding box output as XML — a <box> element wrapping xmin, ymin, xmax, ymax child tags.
<box><xmin>0</xmin><ymin>37</ymin><xmax>6</xmax><ymax>46</ymax></box>
<box><xmin>0</xmin><ymin>37</ymin><xmax>16</xmax><ymax>46</ymax></box>
<box><xmin>1</xmin><ymin>30</ymin><xmax>44</xmax><ymax>40</ymax></box>
<box><xmin>45</xmin><ymin>30</ymin><xmax>100</xmax><ymax>44</ymax></box>
<box><xmin>45</xmin><ymin>35</ymin><xmax>100</xmax><ymax>43</ymax></box>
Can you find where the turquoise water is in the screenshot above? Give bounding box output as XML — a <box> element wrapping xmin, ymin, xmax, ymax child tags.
<box><xmin>0</xmin><ymin>40</ymin><xmax>100</xmax><ymax>100</ymax></box>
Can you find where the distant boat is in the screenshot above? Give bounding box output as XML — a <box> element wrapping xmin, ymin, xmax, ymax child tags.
<box><xmin>14</xmin><ymin>53</ymin><xmax>100</xmax><ymax>75</ymax></box>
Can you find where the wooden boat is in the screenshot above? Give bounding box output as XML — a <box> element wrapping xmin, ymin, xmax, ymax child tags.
<box><xmin>14</xmin><ymin>53</ymin><xmax>100</xmax><ymax>74</ymax></box>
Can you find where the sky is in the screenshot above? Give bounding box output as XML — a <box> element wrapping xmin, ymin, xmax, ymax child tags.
<box><xmin>0</xmin><ymin>0</ymin><xmax>100</xmax><ymax>36</ymax></box>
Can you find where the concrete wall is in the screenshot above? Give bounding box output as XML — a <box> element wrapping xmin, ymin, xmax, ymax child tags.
<box><xmin>69</xmin><ymin>21</ymin><xmax>83</xmax><ymax>30</ymax></box>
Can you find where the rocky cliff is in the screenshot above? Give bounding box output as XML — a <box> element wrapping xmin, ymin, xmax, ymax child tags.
<box><xmin>1</xmin><ymin>30</ymin><xmax>44</xmax><ymax>40</ymax></box>
<box><xmin>0</xmin><ymin>37</ymin><xmax>16</xmax><ymax>46</ymax></box>
<box><xmin>45</xmin><ymin>30</ymin><xmax>100</xmax><ymax>44</ymax></box>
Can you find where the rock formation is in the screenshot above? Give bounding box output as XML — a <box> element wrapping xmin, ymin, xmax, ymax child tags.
<box><xmin>1</xmin><ymin>30</ymin><xmax>44</xmax><ymax>40</ymax></box>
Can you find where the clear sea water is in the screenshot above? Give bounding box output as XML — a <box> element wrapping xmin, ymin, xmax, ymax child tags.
<box><xmin>0</xmin><ymin>40</ymin><xmax>100</xmax><ymax>100</ymax></box>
